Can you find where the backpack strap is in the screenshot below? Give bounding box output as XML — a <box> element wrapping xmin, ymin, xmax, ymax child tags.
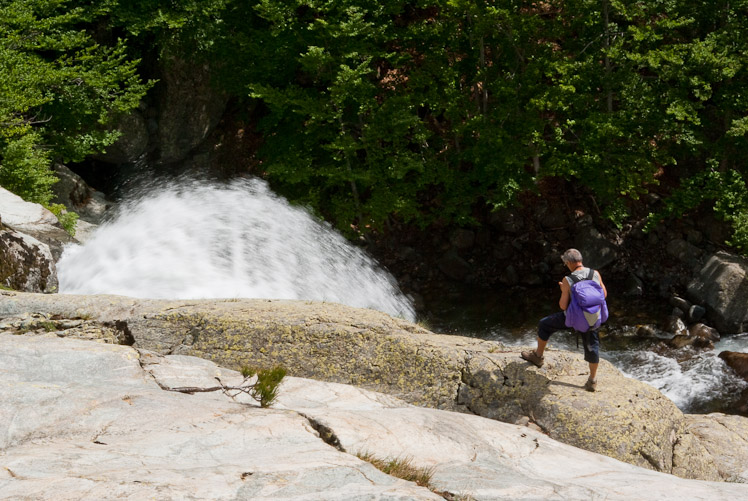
<box><xmin>568</xmin><ymin>268</ymin><xmax>595</xmax><ymax>284</ymax></box>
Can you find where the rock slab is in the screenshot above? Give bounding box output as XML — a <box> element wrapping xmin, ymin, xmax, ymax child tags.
<box><xmin>3</xmin><ymin>333</ymin><xmax>748</xmax><ymax>500</ymax></box>
<box><xmin>2</xmin><ymin>291</ymin><xmax>746</xmax><ymax>483</ymax></box>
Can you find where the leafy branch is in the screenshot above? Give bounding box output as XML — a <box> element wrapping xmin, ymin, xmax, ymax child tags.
<box><xmin>161</xmin><ymin>366</ymin><xmax>287</xmax><ymax>408</ymax></box>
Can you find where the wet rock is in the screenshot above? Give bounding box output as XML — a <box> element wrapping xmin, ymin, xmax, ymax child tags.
<box><xmin>668</xmin><ymin>335</ymin><xmax>698</xmax><ymax>349</ymax></box>
<box><xmin>719</xmin><ymin>351</ymin><xmax>748</xmax><ymax>381</ymax></box>
<box><xmin>663</xmin><ymin>316</ymin><xmax>688</xmax><ymax>336</ymax></box>
<box><xmin>688</xmin><ymin>304</ymin><xmax>707</xmax><ymax>323</ymax></box>
<box><xmin>636</xmin><ymin>324</ymin><xmax>659</xmax><ymax>339</ymax></box>
<box><xmin>672</xmin><ymin>307</ymin><xmax>685</xmax><ymax>319</ymax></box>
<box><xmin>687</xmin><ymin>252</ymin><xmax>748</xmax><ymax>334</ymax></box>
<box><xmin>689</xmin><ymin>323</ymin><xmax>720</xmax><ymax>342</ymax></box>
<box><xmin>670</xmin><ymin>296</ymin><xmax>692</xmax><ymax>313</ymax></box>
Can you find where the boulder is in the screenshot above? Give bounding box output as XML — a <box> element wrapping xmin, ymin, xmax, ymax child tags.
<box><xmin>0</xmin><ymin>229</ymin><xmax>57</xmax><ymax>293</ymax></box>
<box><xmin>689</xmin><ymin>323</ymin><xmax>720</xmax><ymax>342</ymax></box>
<box><xmin>91</xmin><ymin>110</ymin><xmax>149</xmax><ymax>164</ymax></box>
<box><xmin>688</xmin><ymin>304</ymin><xmax>706</xmax><ymax>323</ymax></box>
<box><xmin>488</xmin><ymin>208</ymin><xmax>524</xmax><ymax>233</ymax></box>
<box><xmin>718</xmin><ymin>351</ymin><xmax>748</xmax><ymax>381</ymax></box>
<box><xmin>575</xmin><ymin>224</ymin><xmax>618</xmax><ymax>270</ymax></box>
<box><xmin>636</xmin><ymin>324</ymin><xmax>659</xmax><ymax>339</ymax></box>
<box><xmin>449</xmin><ymin>228</ymin><xmax>475</xmax><ymax>251</ymax></box>
<box><xmin>663</xmin><ymin>315</ymin><xmax>688</xmax><ymax>336</ymax></box>
<box><xmin>624</xmin><ymin>272</ymin><xmax>644</xmax><ymax>296</ymax></box>
<box><xmin>437</xmin><ymin>249</ymin><xmax>471</xmax><ymax>281</ymax></box>
<box><xmin>0</xmin><ymin>187</ymin><xmax>74</xmax><ymax>260</ymax></box>
<box><xmin>0</xmin><ymin>290</ymin><xmax>732</xmax><ymax>481</ymax></box>
<box><xmin>156</xmin><ymin>55</ymin><xmax>228</xmax><ymax>164</ymax></box>
<box><xmin>51</xmin><ymin>163</ymin><xmax>112</xmax><ymax>225</ymax></box>
<box><xmin>666</xmin><ymin>238</ymin><xmax>703</xmax><ymax>264</ymax></box>
<box><xmin>670</xmin><ymin>295</ymin><xmax>692</xmax><ymax>313</ymax></box>
<box><xmin>687</xmin><ymin>252</ymin><xmax>748</xmax><ymax>334</ymax></box>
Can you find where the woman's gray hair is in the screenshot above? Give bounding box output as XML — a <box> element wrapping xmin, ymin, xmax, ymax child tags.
<box><xmin>561</xmin><ymin>248</ymin><xmax>583</xmax><ymax>264</ymax></box>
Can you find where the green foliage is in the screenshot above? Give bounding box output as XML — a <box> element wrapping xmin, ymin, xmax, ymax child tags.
<box><xmin>646</xmin><ymin>167</ymin><xmax>748</xmax><ymax>253</ymax></box>
<box><xmin>241</xmin><ymin>365</ymin><xmax>287</xmax><ymax>408</ymax></box>
<box><xmin>46</xmin><ymin>203</ymin><xmax>78</xmax><ymax>236</ymax></box>
<box><xmin>202</xmin><ymin>0</ymin><xmax>748</xmax><ymax>242</ymax></box>
<box><xmin>728</xmin><ymin>211</ymin><xmax>748</xmax><ymax>255</ymax></box>
<box><xmin>0</xmin><ymin>133</ymin><xmax>56</xmax><ymax>205</ymax></box>
<box><xmin>4</xmin><ymin>0</ymin><xmax>748</xmax><ymax>249</ymax></box>
<box><xmin>0</xmin><ymin>0</ymin><xmax>151</xmax><ymax>221</ymax></box>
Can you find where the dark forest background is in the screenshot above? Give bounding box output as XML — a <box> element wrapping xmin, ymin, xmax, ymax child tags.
<box><xmin>2</xmin><ymin>0</ymin><xmax>748</xmax><ymax>257</ymax></box>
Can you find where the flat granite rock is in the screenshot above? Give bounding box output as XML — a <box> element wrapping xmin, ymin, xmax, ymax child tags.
<box><xmin>0</xmin><ymin>290</ymin><xmax>745</xmax><ymax>483</ymax></box>
<box><xmin>3</xmin><ymin>334</ymin><xmax>748</xmax><ymax>500</ymax></box>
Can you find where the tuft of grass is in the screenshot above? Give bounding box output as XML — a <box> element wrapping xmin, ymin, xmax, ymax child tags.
<box><xmin>356</xmin><ymin>451</ymin><xmax>434</xmax><ymax>488</ymax></box>
<box><xmin>40</xmin><ymin>321</ymin><xmax>58</xmax><ymax>332</ymax></box>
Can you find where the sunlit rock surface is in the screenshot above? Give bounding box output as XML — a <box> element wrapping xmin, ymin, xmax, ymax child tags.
<box><xmin>2</xmin><ymin>291</ymin><xmax>747</xmax><ymax>483</ymax></box>
<box><xmin>2</xmin><ymin>333</ymin><xmax>747</xmax><ymax>500</ymax></box>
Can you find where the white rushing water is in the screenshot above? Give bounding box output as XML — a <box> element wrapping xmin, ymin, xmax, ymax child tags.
<box><xmin>610</xmin><ymin>348</ymin><xmax>748</xmax><ymax>411</ymax></box>
<box><xmin>57</xmin><ymin>178</ymin><xmax>416</xmax><ymax>321</ymax></box>
<box><xmin>488</xmin><ymin>326</ymin><xmax>748</xmax><ymax>412</ymax></box>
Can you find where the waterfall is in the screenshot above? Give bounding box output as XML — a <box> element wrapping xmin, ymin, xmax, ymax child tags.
<box><xmin>57</xmin><ymin>178</ymin><xmax>416</xmax><ymax>321</ymax></box>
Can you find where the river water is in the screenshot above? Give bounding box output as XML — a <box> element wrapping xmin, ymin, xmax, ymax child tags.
<box><xmin>57</xmin><ymin>178</ymin><xmax>748</xmax><ymax>415</ymax></box>
<box><xmin>420</xmin><ymin>285</ymin><xmax>748</xmax><ymax>414</ymax></box>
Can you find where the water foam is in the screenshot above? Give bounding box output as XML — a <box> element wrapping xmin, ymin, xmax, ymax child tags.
<box><xmin>57</xmin><ymin>178</ymin><xmax>416</xmax><ymax>321</ymax></box>
<box><xmin>611</xmin><ymin>349</ymin><xmax>748</xmax><ymax>412</ymax></box>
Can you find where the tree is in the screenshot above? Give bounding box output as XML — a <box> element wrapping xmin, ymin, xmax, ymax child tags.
<box><xmin>0</xmin><ymin>0</ymin><xmax>150</xmax><ymax>229</ymax></box>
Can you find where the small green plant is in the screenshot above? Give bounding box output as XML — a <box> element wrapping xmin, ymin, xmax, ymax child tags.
<box><xmin>242</xmin><ymin>366</ymin><xmax>287</xmax><ymax>408</ymax></box>
<box><xmin>46</xmin><ymin>203</ymin><xmax>78</xmax><ymax>237</ymax></box>
<box><xmin>166</xmin><ymin>365</ymin><xmax>287</xmax><ymax>408</ymax></box>
<box><xmin>39</xmin><ymin>321</ymin><xmax>58</xmax><ymax>332</ymax></box>
<box><xmin>356</xmin><ymin>451</ymin><xmax>435</xmax><ymax>488</ymax></box>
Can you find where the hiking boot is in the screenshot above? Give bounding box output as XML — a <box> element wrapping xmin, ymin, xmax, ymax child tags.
<box><xmin>521</xmin><ymin>350</ymin><xmax>544</xmax><ymax>368</ymax></box>
<box><xmin>584</xmin><ymin>378</ymin><xmax>597</xmax><ymax>392</ymax></box>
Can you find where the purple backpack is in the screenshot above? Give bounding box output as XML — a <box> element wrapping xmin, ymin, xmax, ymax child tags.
<box><xmin>564</xmin><ymin>268</ymin><xmax>608</xmax><ymax>332</ymax></box>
